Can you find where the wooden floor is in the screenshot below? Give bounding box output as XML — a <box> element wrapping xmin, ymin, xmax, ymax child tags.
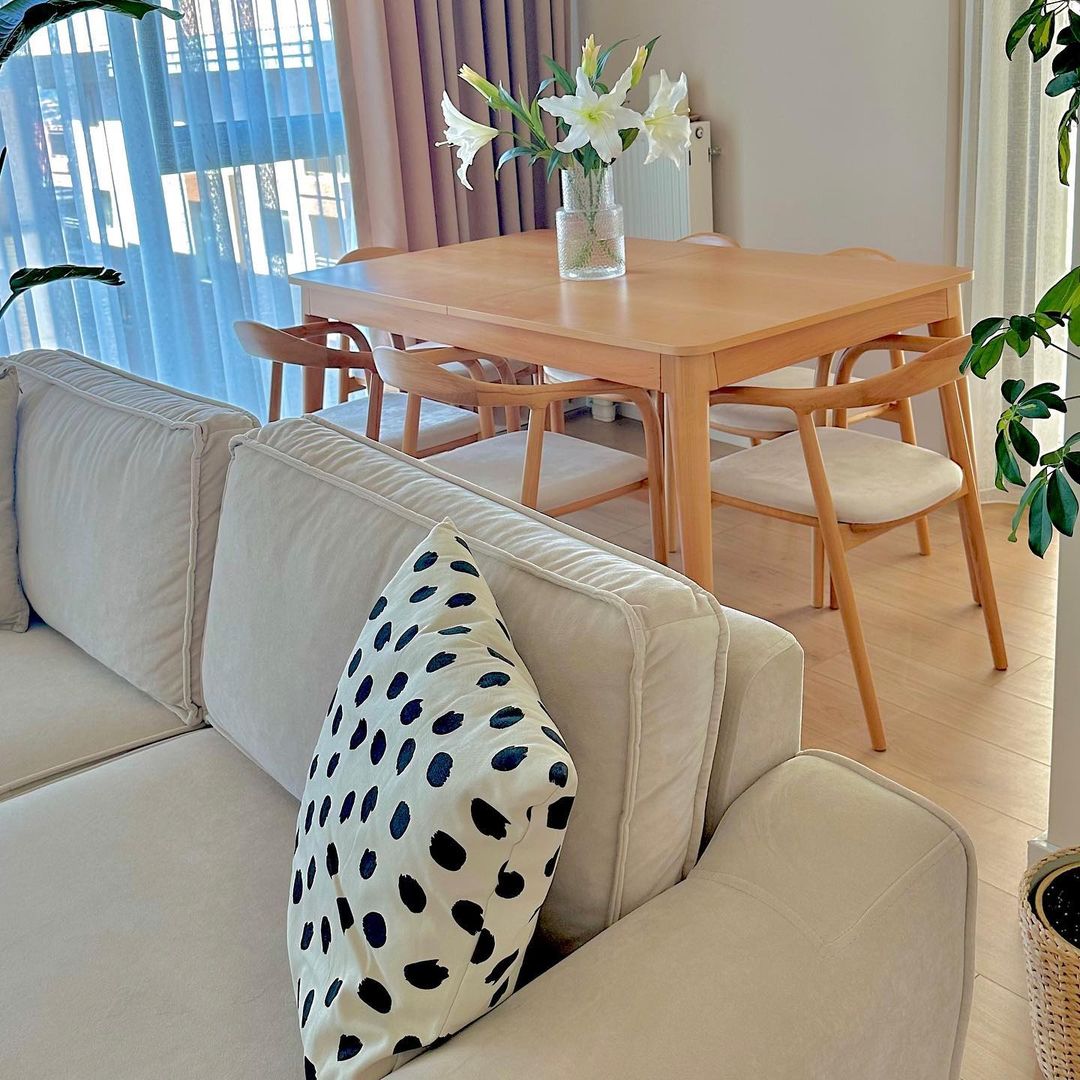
<box><xmin>564</xmin><ymin>414</ymin><xmax>1055</xmax><ymax>1080</ymax></box>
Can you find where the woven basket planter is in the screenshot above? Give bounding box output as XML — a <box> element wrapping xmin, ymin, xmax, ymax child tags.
<box><xmin>1021</xmin><ymin>846</ymin><xmax>1080</xmax><ymax>1078</ymax></box>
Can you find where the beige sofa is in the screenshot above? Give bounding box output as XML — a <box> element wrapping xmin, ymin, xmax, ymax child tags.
<box><xmin>0</xmin><ymin>351</ymin><xmax>975</xmax><ymax>1078</ymax></box>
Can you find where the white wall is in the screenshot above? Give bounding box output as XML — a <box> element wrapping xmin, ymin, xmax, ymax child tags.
<box><xmin>1041</xmin><ymin>190</ymin><xmax>1080</xmax><ymax>855</ymax></box>
<box><xmin>578</xmin><ymin>0</ymin><xmax>964</xmax><ymax>264</ymax></box>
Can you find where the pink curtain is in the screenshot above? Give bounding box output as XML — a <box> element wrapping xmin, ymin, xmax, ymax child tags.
<box><xmin>331</xmin><ymin>0</ymin><xmax>573</xmax><ymax>251</ymax></box>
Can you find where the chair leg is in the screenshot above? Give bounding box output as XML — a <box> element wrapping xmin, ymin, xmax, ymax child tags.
<box><xmin>811</xmin><ymin>530</ymin><xmax>826</xmax><ymax>609</ymax></box>
<box><xmin>550</xmin><ymin>399</ymin><xmax>566</xmax><ymax>434</ymax></box>
<box><xmin>822</xmin><ymin>524</ymin><xmax>887</xmax><ymax>750</ymax></box>
<box><xmin>941</xmin><ymin>383</ymin><xmax>1007</xmax><ymax>669</ymax></box>
<box><xmin>663</xmin><ymin>397</ymin><xmax>679</xmax><ymax>553</ymax></box>
<box><xmin>634</xmin><ymin>389</ymin><xmax>668</xmax><ymax>567</ymax></box>
<box><xmin>797</xmin><ymin>415</ymin><xmax>886</xmax><ymax>750</ymax></box>
<box><xmin>957</xmin><ymin>492</ymin><xmax>1008</xmax><ymax>669</ymax></box>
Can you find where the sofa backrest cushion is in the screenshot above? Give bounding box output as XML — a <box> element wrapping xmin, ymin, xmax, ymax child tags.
<box><xmin>12</xmin><ymin>349</ymin><xmax>257</xmax><ymax>723</ymax></box>
<box><xmin>202</xmin><ymin>418</ymin><xmax>728</xmax><ymax>953</ymax></box>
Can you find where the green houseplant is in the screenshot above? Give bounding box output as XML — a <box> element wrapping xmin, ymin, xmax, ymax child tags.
<box><xmin>0</xmin><ymin>0</ymin><xmax>180</xmax><ymax>324</ymax></box>
<box><xmin>963</xmin><ymin>0</ymin><xmax>1080</xmax><ymax>557</ymax></box>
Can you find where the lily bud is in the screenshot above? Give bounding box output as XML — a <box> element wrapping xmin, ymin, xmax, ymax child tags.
<box><xmin>581</xmin><ymin>34</ymin><xmax>599</xmax><ymax>79</ymax></box>
<box><xmin>458</xmin><ymin>64</ymin><xmax>500</xmax><ymax>106</ymax></box>
<box><xmin>629</xmin><ymin>44</ymin><xmax>649</xmax><ymax>87</ymax></box>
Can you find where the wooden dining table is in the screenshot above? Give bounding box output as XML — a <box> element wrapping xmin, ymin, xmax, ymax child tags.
<box><xmin>290</xmin><ymin>231</ymin><xmax>972</xmax><ymax>592</ymax></box>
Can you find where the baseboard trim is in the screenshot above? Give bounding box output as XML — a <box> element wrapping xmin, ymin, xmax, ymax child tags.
<box><xmin>1029</xmin><ymin>832</ymin><xmax>1057</xmax><ymax>866</ymax></box>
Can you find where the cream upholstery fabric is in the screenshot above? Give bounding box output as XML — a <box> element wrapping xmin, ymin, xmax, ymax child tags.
<box><xmin>430</xmin><ymin>431</ymin><xmax>648</xmax><ymax>512</ymax></box>
<box><xmin>315</xmin><ymin>391</ymin><xmax>480</xmax><ymax>452</ymax></box>
<box><xmin>0</xmin><ymin>366</ymin><xmax>27</xmax><ymax>632</ymax></box>
<box><xmin>703</xmin><ymin>606</ymin><xmax>803</xmax><ymax>840</ymax></box>
<box><xmin>707</xmin><ymin>365</ymin><xmax>828</xmax><ymax>435</ymax></box>
<box><xmin>395</xmin><ymin>753</ymin><xmax>975</xmax><ymax>1080</ymax></box>
<box><xmin>0</xmin><ymin>729</ymin><xmax>303</xmax><ymax>1080</ymax></box>
<box><xmin>0</xmin><ymin>621</ymin><xmax>186</xmax><ymax>799</ymax></box>
<box><xmin>710</xmin><ymin>427</ymin><xmax>964</xmax><ymax>524</ymax></box>
<box><xmin>11</xmin><ymin>350</ymin><xmax>257</xmax><ymax>721</ymax></box>
<box><xmin>202</xmin><ymin>418</ymin><xmax>726</xmax><ymax>952</ymax></box>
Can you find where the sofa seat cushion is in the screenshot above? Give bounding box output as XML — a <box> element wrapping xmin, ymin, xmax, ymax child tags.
<box><xmin>0</xmin><ymin>728</ymin><xmax>302</xmax><ymax>1080</ymax></box>
<box><xmin>0</xmin><ymin>621</ymin><xmax>187</xmax><ymax>799</ymax></box>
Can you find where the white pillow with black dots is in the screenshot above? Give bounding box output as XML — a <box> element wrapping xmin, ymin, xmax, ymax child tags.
<box><xmin>288</xmin><ymin>519</ymin><xmax>577</xmax><ymax>1079</ymax></box>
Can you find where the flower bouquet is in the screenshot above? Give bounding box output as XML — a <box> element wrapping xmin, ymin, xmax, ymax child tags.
<box><xmin>438</xmin><ymin>35</ymin><xmax>691</xmax><ymax>280</ymax></box>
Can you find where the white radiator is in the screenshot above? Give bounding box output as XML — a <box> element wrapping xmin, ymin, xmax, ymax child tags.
<box><xmin>615</xmin><ymin>120</ymin><xmax>715</xmax><ymax>240</ymax></box>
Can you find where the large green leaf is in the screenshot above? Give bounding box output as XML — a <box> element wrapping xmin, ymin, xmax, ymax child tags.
<box><xmin>1007</xmin><ymin>0</ymin><xmax>1044</xmax><ymax>57</ymax></box>
<box><xmin>9</xmin><ymin>264</ymin><xmax>123</xmax><ymax>294</ymax></box>
<box><xmin>1048</xmin><ymin>467</ymin><xmax>1079</xmax><ymax>536</ymax></box>
<box><xmin>996</xmin><ymin>430</ymin><xmax>1024</xmax><ymax>489</ymax></box>
<box><xmin>0</xmin><ymin>0</ymin><xmax>180</xmax><ymax>69</ymax></box>
<box><xmin>1028</xmin><ymin>476</ymin><xmax>1054</xmax><ymax>556</ymax></box>
<box><xmin>1010</xmin><ymin>418</ymin><xmax>1043</xmax><ymax>466</ymax></box>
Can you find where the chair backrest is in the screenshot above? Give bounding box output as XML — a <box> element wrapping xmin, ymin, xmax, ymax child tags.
<box><xmin>683</xmin><ymin>231</ymin><xmax>741</xmax><ymax>248</ymax></box>
<box><xmin>234</xmin><ymin>321</ymin><xmax>358</xmax><ymax>370</ymax></box>
<box><xmin>826</xmin><ymin>246</ymin><xmax>895</xmax><ymax>262</ymax></box>
<box><xmin>337</xmin><ymin>246</ymin><xmax>403</xmax><ymax>265</ymax></box>
<box><xmin>235</xmin><ymin>320</ymin><xmax>376</xmax><ymax>423</ymax></box>
<box><xmin>373</xmin><ymin>345</ymin><xmax>649</xmax><ymax>506</ymax></box>
<box><xmin>712</xmin><ymin>335</ymin><xmax>969</xmax><ymax>415</ymax></box>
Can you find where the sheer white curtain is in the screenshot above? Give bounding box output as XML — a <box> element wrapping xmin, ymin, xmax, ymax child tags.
<box><xmin>958</xmin><ymin>0</ymin><xmax>1071</xmax><ymax>498</ymax></box>
<box><xmin>0</xmin><ymin>0</ymin><xmax>353</xmax><ymax>417</ymax></box>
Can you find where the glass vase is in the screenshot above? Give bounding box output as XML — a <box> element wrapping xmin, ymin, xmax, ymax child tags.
<box><xmin>555</xmin><ymin>164</ymin><xmax>625</xmax><ymax>280</ymax></box>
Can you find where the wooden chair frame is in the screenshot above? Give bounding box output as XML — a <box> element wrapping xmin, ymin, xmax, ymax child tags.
<box><xmin>233</xmin><ymin>319</ymin><xmax>499</xmax><ymax>456</ymax></box>
<box><xmin>701</xmin><ymin>247</ymin><xmax>934</xmax><ymax>599</ymax></box>
<box><xmin>708</xmin><ymin>334</ymin><xmax>1008</xmax><ymax>751</ymax></box>
<box><xmin>374</xmin><ymin>346</ymin><xmax>668</xmax><ymax>563</ymax></box>
<box><xmin>307</xmin><ymin>245</ymin><xmax>528</xmax><ymax>430</ymax></box>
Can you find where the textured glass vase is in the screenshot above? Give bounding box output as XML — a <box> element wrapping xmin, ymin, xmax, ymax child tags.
<box><xmin>556</xmin><ymin>165</ymin><xmax>625</xmax><ymax>280</ymax></box>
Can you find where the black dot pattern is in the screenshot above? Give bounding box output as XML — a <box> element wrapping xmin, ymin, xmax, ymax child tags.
<box><xmin>288</xmin><ymin>522</ymin><xmax>577</xmax><ymax>1077</ymax></box>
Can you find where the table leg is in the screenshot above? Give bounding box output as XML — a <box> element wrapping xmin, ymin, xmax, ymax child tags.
<box><xmin>930</xmin><ymin>288</ymin><xmax>982</xmax><ymax>606</ymax></box>
<box><xmin>664</xmin><ymin>353</ymin><xmax>715</xmax><ymax>592</ymax></box>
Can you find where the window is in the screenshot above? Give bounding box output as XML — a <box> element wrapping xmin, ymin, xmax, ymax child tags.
<box><xmin>0</xmin><ymin>0</ymin><xmax>354</xmax><ymax>416</ymax></box>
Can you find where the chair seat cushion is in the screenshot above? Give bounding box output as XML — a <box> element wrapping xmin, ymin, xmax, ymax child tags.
<box><xmin>428</xmin><ymin>431</ymin><xmax>648</xmax><ymax>513</ymax></box>
<box><xmin>709</xmin><ymin>428</ymin><xmax>963</xmax><ymax>525</ymax></box>
<box><xmin>0</xmin><ymin>728</ymin><xmax>302</xmax><ymax>1080</ymax></box>
<box><xmin>709</xmin><ymin>366</ymin><xmax>850</xmax><ymax>436</ymax></box>
<box><xmin>316</xmin><ymin>393</ymin><xmax>480</xmax><ymax>453</ymax></box>
<box><xmin>0</xmin><ymin>621</ymin><xmax>187</xmax><ymax>799</ymax></box>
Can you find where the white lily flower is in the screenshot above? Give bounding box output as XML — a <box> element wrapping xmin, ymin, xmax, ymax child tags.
<box><xmin>538</xmin><ymin>65</ymin><xmax>644</xmax><ymax>164</ymax></box>
<box><xmin>437</xmin><ymin>91</ymin><xmax>499</xmax><ymax>190</ymax></box>
<box><xmin>642</xmin><ymin>70</ymin><xmax>692</xmax><ymax>167</ymax></box>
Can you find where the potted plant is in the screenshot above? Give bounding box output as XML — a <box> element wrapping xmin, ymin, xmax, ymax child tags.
<box><xmin>962</xmin><ymin>1</ymin><xmax>1080</xmax><ymax>560</ymax></box>
<box><xmin>0</xmin><ymin>0</ymin><xmax>180</xmax><ymax>327</ymax></box>
<box><xmin>436</xmin><ymin>35</ymin><xmax>691</xmax><ymax>281</ymax></box>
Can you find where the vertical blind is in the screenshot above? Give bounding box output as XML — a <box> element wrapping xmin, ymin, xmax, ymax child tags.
<box><xmin>0</xmin><ymin>0</ymin><xmax>353</xmax><ymax>416</ymax></box>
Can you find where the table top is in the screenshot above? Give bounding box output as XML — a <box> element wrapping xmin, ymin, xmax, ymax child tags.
<box><xmin>290</xmin><ymin>231</ymin><xmax>971</xmax><ymax>358</ymax></box>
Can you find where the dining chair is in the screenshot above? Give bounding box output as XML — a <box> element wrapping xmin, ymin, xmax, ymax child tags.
<box><xmin>373</xmin><ymin>345</ymin><xmax>668</xmax><ymax>562</ymax></box>
<box><xmin>233</xmin><ymin>320</ymin><xmax>491</xmax><ymax>457</ymax></box>
<box><xmin>706</xmin><ymin>247</ymin><xmax>934</xmax><ymax>605</ymax></box>
<box><xmin>707</xmin><ymin>334</ymin><xmax>1008</xmax><ymax>751</ymax></box>
<box><xmin>332</xmin><ymin>246</ymin><xmax>535</xmax><ymax>411</ymax></box>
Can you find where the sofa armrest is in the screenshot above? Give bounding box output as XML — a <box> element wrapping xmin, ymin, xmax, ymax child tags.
<box><xmin>705</xmin><ymin>606</ymin><xmax>803</xmax><ymax>841</ymax></box>
<box><xmin>395</xmin><ymin>752</ymin><xmax>975</xmax><ymax>1080</ymax></box>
